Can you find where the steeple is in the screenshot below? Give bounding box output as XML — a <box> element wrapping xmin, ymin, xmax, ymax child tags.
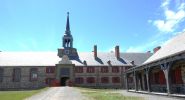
<box><xmin>66</xmin><ymin>12</ymin><xmax>70</xmax><ymax>34</ymax></box>
<box><xmin>58</xmin><ymin>12</ymin><xmax>78</xmax><ymax>59</ymax></box>
<box><xmin>63</xmin><ymin>12</ymin><xmax>73</xmax><ymax>48</ymax></box>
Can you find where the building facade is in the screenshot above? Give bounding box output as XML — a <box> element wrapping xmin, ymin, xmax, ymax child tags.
<box><xmin>0</xmin><ymin>13</ymin><xmax>152</xmax><ymax>90</ymax></box>
<box><xmin>0</xmin><ymin>12</ymin><xmax>185</xmax><ymax>97</ymax></box>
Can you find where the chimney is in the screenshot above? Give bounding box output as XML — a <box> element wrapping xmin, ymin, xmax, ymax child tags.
<box><xmin>94</xmin><ymin>45</ymin><xmax>97</xmax><ymax>58</ymax></box>
<box><xmin>130</xmin><ymin>61</ymin><xmax>135</xmax><ymax>65</ymax></box>
<box><xmin>83</xmin><ymin>60</ymin><xmax>87</xmax><ymax>65</ymax></box>
<box><xmin>107</xmin><ymin>60</ymin><xmax>111</xmax><ymax>65</ymax></box>
<box><xmin>153</xmin><ymin>46</ymin><xmax>161</xmax><ymax>53</ymax></box>
<box><xmin>115</xmin><ymin>46</ymin><xmax>120</xmax><ymax>59</ymax></box>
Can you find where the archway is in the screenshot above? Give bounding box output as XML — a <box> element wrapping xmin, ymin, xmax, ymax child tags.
<box><xmin>60</xmin><ymin>77</ymin><xmax>69</xmax><ymax>86</ymax></box>
<box><xmin>149</xmin><ymin>66</ymin><xmax>167</xmax><ymax>93</ymax></box>
<box><xmin>169</xmin><ymin>60</ymin><xmax>185</xmax><ymax>94</ymax></box>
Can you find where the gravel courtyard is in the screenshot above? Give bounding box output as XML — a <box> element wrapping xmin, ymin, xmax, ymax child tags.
<box><xmin>25</xmin><ymin>87</ymin><xmax>184</xmax><ymax>100</ymax></box>
<box><xmin>25</xmin><ymin>87</ymin><xmax>87</xmax><ymax>100</ymax></box>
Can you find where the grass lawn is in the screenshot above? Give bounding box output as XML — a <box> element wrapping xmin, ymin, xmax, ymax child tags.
<box><xmin>0</xmin><ymin>87</ymin><xmax>48</xmax><ymax>100</ymax></box>
<box><xmin>77</xmin><ymin>87</ymin><xmax>144</xmax><ymax>100</ymax></box>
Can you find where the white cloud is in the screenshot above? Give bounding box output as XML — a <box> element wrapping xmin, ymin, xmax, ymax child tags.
<box><xmin>126</xmin><ymin>40</ymin><xmax>161</xmax><ymax>53</ymax></box>
<box><xmin>147</xmin><ymin>20</ymin><xmax>152</xmax><ymax>23</ymax></box>
<box><xmin>183</xmin><ymin>28</ymin><xmax>185</xmax><ymax>32</ymax></box>
<box><xmin>152</xmin><ymin>0</ymin><xmax>185</xmax><ymax>33</ymax></box>
<box><xmin>178</xmin><ymin>2</ymin><xmax>185</xmax><ymax>10</ymax></box>
<box><xmin>126</xmin><ymin>46</ymin><xmax>144</xmax><ymax>52</ymax></box>
<box><xmin>131</xmin><ymin>0</ymin><xmax>185</xmax><ymax>53</ymax></box>
<box><xmin>161</xmin><ymin>0</ymin><xmax>170</xmax><ymax>7</ymax></box>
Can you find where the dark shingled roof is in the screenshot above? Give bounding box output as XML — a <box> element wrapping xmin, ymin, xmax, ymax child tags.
<box><xmin>0</xmin><ymin>52</ymin><xmax>152</xmax><ymax>67</ymax></box>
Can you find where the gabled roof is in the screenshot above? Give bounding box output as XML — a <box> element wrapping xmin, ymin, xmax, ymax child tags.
<box><xmin>0</xmin><ymin>52</ymin><xmax>152</xmax><ymax>67</ymax></box>
<box><xmin>0</xmin><ymin>52</ymin><xmax>60</xmax><ymax>66</ymax></box>
<box><xmin>143</xmin><ymin>32</ymin><xmax>185</xmax><ymax>65</ymax></box>
<box><xmin>72</xmin><ymin>52</ymin><xmax>152</xmax><ymax>66</ymax></box>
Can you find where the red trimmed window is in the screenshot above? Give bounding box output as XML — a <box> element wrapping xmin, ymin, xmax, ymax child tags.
<box><xmin>101</xmin><ymin>77</ymin><xmax>109</xmax><ymax>83</ymax></box>
<box><xmin>172</xmin><ymin>67</ymin><xmax>183</xmax><ymax>84</ymax></box>
<box><xmin>112</xmin><ymin>67</ymin><xmax>119</xmax><ymax>73</ymax></box>
<box><xmin>112</xmin><ymin>77</ymin><xmax>120</xmax><ymax>83</ymax></box>
<box><xmin>101</xmin><ymin>67</ymin><xmax>108</xmax><ymax>73</ymax></box>
<box><xmin>30</xmin><ymin>68</ymin><xmax>38</xmax><ymax>81</ymax></box>
<box><xmin>87</xmin><ymin>77</ymin><xmax>95</xmax><ymax>83</ymax></box>
<box><xmin>46</xmin><ymin>67</ymin><xmax>55</xmax><ymax>73</ymax></box>
<box><xmin>45</xmin><ymin>78</ymin><xmax>55</xmax><ymax>85</ymax></box>
<box><xmin>75</xmin><ymin>67</ymin><xmax>83</xmax><ymax>73</ymax></box>
<box><xmin>87</xmin><ymin>67</ymin><xmax>95</xmax><ymax>73</ymax></box>
<box><xmin>159</xmin><ymin>70</ymin><xmax>166</xmax><ymax>85</ymax></box>
<box><xmin>75</xmin><ymin>77</ymin><xmax>84</xmax><ymax>84</ymax></box>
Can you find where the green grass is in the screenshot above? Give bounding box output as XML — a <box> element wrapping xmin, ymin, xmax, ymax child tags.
<box><xmin>0</xmin><ymin>87</ymin><xmax>48</xmax><ymax>100</ymax></box>
<box><xmin>77</xmin><ymin>87</ymin><xmax>144</xmax><ymax>100</ymax></box>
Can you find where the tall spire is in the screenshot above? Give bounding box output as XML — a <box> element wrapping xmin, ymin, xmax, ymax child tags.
<box><xmin>65</xmin><ymin>12</ymin><xmax>70</xmax><ymax>34</ymax></box>
<box><xmin>63</xmin><ymin>12</ymin><xmax>73</xmax><ymax>48</ymax></box>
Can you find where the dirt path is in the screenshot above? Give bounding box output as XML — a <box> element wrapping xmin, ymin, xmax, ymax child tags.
<box><xmin>25</xmin><ymin>87</ymin><xmax>87</xmax><ymax>100</ymax></box>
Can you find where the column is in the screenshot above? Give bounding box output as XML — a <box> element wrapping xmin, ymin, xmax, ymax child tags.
<box><xmin>161</xmin><ymin>62</ymin><xmax>172</xmax><ymax>95</ymax></box>
<box><xmin>145</xmin><ymin>68</ymin><xmax>151</xmax><ymax>92</ymax></box>
<box><xmin>133</xmin><ymin>71</ymin><xmax>138</xmax><ymax>91</ymax></box>
<box><xmin>125</xmin><ymin>73</ymin><xmax>129</xmax><ymax>91</ymax></box>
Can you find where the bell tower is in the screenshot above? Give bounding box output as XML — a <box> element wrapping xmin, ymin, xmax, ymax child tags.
<box><xmin>58</xmin><ymin>12</ymin><xmax>78</xmax><ymax>59</ymax></box>
<box><xmin>63</xmin><ymin>12</ymin><xmax>73</xmax><ymax>48</ymax></box>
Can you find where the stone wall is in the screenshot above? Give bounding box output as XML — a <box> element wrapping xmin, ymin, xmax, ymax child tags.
<box><xmin>0</xmin><ymin>66</ymin><xmax>49</xmax><ymax>90</ymax></box>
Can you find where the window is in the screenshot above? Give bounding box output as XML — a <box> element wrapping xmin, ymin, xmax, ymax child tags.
<box><xmin>30</xmin><ymin>68</ymin><xmax>38</xmax><ymax>81</ymax></box>
<box><xmin>46</xmin><ymin>67</ymin><xmax>55</xmax><ymax>73</ymax></box>
<box><xmin>75</xmin><ymin>67</ymin><xmax>83</xmax><ymax>73</ymax></box>
<box><xmin>87</xmin><ymin>67</ymin><xmax>95</xmax><ymax>73</ymax></box>
<box><xmin>75</xmin><ymin>77</ymin><xmax>84</xmax><ymax>84</ymax></box>
<box><xmin>112</xmin><ymin>67</ymin><xmax>119</xmax><ymax>73</ymax></box>
<box><xmin>45</xmin><ymin>78</ymin><xmax>55</xmax><ymax>85</ymax></box>
<box><xmin>13</xmin><ymin>68</ymin><xmax>21</xmax><ymax>82</ymax></box>
<box><xmin>60</xmin><ymin>68</ymin><xmax>70</xmax><ymax>76</ymax></box>
<box><xmin>101</xmin><ymin>77</ymin><xmax>109</xmax><ymax>83</ymax></box>
<box><xmin>86</xmin><ymin>77</ymin><xmax>95</xmax><ymax>83</ymax></box>
<box><xmin>112</xmin><ymin>77</ymin><xmax>120</xmax><ymax>83</ymax></box>
<box><xmin>101</xmin><ymin>67</ymin><xmax>108</xmax><ymax>73</ymax></box>
<box><xmin>159</xmin><ymin>70</ymin><xmax>166</xmax><ymax>85</ymax></box>
<box><xmin>172</xmin><ymin>67</ymin><xmax>183</xmax><ymax>84</ymax></box>
<box><xmin>0</xmin><ymin>68</ymin><xmax>4</xmax><ymax>82</ymax></box>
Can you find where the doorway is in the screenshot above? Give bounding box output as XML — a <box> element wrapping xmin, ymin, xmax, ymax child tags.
<box><xmin>60</xmin><ymin>77</ymin><xmax>69</xmax><ymax>86</ymax></box>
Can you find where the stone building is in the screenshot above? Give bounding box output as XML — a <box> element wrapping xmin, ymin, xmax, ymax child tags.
<box><xmin>125</xmin><ymin>32</ymin><xmax>185</xmax><ymax>96</ymax></box>
<box><xmin>0</xmin><ymin>13</ymin><xmax>152</xmax><ymax>90</ymax></box>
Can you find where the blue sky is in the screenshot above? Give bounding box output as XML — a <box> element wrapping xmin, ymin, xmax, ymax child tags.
<box><xmin>0</xmin><ymin>0</ymin><xmax>185</xmax><ymax>52</ymax></box>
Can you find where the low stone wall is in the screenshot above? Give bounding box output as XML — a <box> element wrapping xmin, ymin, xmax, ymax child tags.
<box><xmin>151</xmin><ymin>85</ymin><xmax>167</xmax><ymax>93</ymax></box>
<box><xmin>172</xmin><ymin>84</ymin><xmax>185</xmax><ymax>94</ymax></box>
<box><xmin>0</xmin><ymin>66</ymin><xmax>47</xmax><ymax>90</ymax></box>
